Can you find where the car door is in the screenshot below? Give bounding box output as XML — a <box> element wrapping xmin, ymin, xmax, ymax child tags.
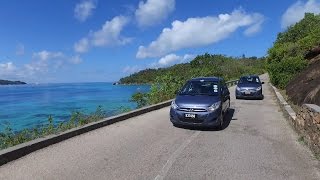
<box><xmin>220</xmin><ymin>80</ymin><xmax>230</xmax><ymax>112</ymax></box>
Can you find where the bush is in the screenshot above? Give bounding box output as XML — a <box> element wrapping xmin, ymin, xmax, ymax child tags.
<box><xmin>131</xmin><ymin>92</ymin><xmax>148</xmax><ymax>108</ymax></box>
<box><xmin>267</xmin><ymin>13</ymin><xmax>320</xmax><ymax>89</ymax></box>
<box><xmin>147</xmin><ymin>73</ymin><xmax>185</xmax><ymax>104</ymax></box>
<box><xmin>0</xmin><ymin>106</ymin><xmax>112</xmax><ymax>150</ymax></box>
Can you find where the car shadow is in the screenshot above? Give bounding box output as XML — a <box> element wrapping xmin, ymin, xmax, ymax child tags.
<box><xmin>175</xmin><ymin>108</ymin><xmax>235</xmax><ymax>131</ymax></box>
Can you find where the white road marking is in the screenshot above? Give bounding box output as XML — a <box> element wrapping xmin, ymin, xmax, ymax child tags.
<box><xmin>154</xmin><ymin>131</ymin><xmax>201</xmax><ymax>180</ymax></box>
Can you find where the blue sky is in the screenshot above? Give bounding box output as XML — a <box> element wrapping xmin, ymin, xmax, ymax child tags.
<box><xmin>0</xmin><ymin>0</ymin><xmax>320</xmax><ymax>83</ymax></box>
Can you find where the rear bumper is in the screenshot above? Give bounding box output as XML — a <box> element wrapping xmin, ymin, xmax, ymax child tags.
<box><xmin>170</xmin><ymin>107</ymin><xmax>221</xmax><ymax>127</ymax></box>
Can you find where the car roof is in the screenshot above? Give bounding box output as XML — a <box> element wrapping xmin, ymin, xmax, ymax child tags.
<box><xmin>189</xmin><ymin>77</ymin><xmax>222</xmax><ymax>82</ymax></box>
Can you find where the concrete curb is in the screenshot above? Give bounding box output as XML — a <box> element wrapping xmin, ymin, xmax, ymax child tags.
<box><xmin>270</xmin><ymin>84</ymin><xmax>297</xmax><ymax>121</ymax></box>
<box><xmin>0</xmin><ymin>99</ymin><xmax>173</xmax><ymax>166</ymax></box>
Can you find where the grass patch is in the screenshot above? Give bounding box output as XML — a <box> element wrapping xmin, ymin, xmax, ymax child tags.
<box><xmin>297</xmin><ymin>136</ymin><xmax>306</xmax><ymax>145</ymax></box>
<box><xmin>0</xmin><ymin>105</ymin><xmax>132</xmax><ymax>150</ymax></box>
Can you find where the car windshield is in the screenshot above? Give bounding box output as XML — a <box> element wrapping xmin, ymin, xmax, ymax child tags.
<box><xmin>239</xmin><ymin>76</ymin><xmax>260</xmax><ymax>84</ymax></box>
<box><xmin>179</xmin><ymin>81</ymin><xmax>219</xmax><ymax>96</ymax></box>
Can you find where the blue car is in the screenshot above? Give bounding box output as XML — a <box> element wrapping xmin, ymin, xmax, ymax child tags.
<box><xmin>235</xmin><ymin>75</ymin><xmax>264</xmax><ymax>100</ymax></box>
<box><xmin>170</xmin><ymin>77</ymin><xmax>230</xmax><ymax>129</ymax></box>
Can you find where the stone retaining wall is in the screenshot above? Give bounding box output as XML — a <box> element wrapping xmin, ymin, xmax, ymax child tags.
<box><xmin>295</xmin><ymin>104</ymin><xmax>320</xmax><ymax>155</ymax></box>
<box><xmin>271</xmin><ymin>84</ymin><xmax>320</xmax><ymax>157</ymax></box>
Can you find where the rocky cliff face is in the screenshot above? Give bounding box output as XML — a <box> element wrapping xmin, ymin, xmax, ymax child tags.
<box><xmin>286</xmin><ymin>48</ymin><xmax>320</xmax><ymax>106</ymax></box>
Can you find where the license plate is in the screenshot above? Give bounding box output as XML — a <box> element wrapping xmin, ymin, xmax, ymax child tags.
<box><xmin>185</xmin><ymin>114</ymin><xmax>196</xmax><ymax>118</ymax></box>
<box><xmin>244</xmin><ymin>90</ymin><xmax>251</xmax><ymax>95</ymax></box>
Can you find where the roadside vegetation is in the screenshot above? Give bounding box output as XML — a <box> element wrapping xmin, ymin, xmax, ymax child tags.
<box><xmin>0</xmin><ymin>106</ymin><xmax>132</xmax><ymax>150</ymax></box>
<box><xmin>267</xmin><ymin>13</ymin><xmax>320</xmax><ymax>160</ymax></box>
<box><xmin>126</xmin><ymin>53</ymin><xmax>266</xmax><ymax>107</ymax></box>
<box><xmin>267</xmin><ymin>13</ymin><xmax>320</xmax><ymax>89</ymax></box>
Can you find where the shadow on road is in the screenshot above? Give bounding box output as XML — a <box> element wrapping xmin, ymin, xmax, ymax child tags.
<box><xmin>176</xmin><ymin>108</ymin><xmax>235</xmax><ymax>131</ymax></box>
<box><xmin>222</xmin><ymin>108</ymin><xmax>235</xmax><ymax>130</ymax></box>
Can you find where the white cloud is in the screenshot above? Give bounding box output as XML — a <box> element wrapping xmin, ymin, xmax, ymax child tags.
<box><xmin>122</xmin><ymin>65</ymin><xmax>142</xmax><ymax>74</ymax></box>
<box><xmin>25</xmin><ymin>51</ymin><xmax>83</xmax><ymax>76</ymax></box>
<box><xmin>74</xmin><ymin>16</ymin><xmax>131</xmax><ymax>53</ymax></box>
<box><xmin>26</xmin><ymin>51</ymin><xmax>65</xmax><ymax>75</ymax></box>
<box><xmin>152</xmin><ymin>53</ymin><xmax>195</xmax><ymax>68</ymax></box>
<box><xmin>122</xmin><ymin>53</ymin><xmax>195</xmax><ymax>75</ymax></box>
<box><xmin>158</xmin><ymin>53</ymin><xmax>180</xmax><ymax>65</ymax></box>
<box><xmin>135</xmin><ymin>0</ymin><xmax>175</xmax><ymax>27</ymax></box>
<box><xmin>244</xmin><ymin>13</ymin><xmax>265</xmax><ymax>36</ymax></box>
<box><xmin>69</xmin><ymin>55</ymin><xmax>83</xmax><ymax>64</ymax></box>
<box><xmin>32</xmin><ymin>50</ymin><xmax>64</xmax><ymax>61</ymax></box>
<box><xmin>0</xmin><ymin>62</ymin><xmax>16</xmax><ymax>74</ymax></box>
<box><xmin>0</xmin><ymin>50</ymin><xmax>83</xmax><ymax>82</ymax></box>
<box><xmin>91</xmin><ymin>16</ymin><xmax>131</xmax><ymax>46</ymax></box>
<box><xmin>136</xmin><ymin>9</ymin><xmax>265</xmax><ymax>58</ymax></box>
<box><xmin>24</xmin><ymin>60</ymin><xmax>49</xmax><ymax>75</ymax></box>
<box><xmin>281</xmin><ymin>0</ymin><xmax>320</xmax><ymax>29</ymax></box>
<box><xmin>0</xmin><ymin>61</ymin><xmax>35</xmax><ymax>81</ymax></box>
<box><xmin>16</xmin><ymin>43</ymin><xmax>25</xmax><ymax>56</ymax></box>
<box><xmin>0</xmin><ymin>61</ymin><xmax>22</xmax><ymax>80</ymax></box>
<box><xmin>74</xmin><ymin>38</ymin><xmax>89</xmax><ymax>53</ymax></box>
<box><xmin>182</xmin><ymin>54</ymin><xmax>196</xmax><ymax>62</ymax></box>
<box><xmin>74</xmin><ymin>0</ymin><xmax>97</xmax><ymax>22</ymax></box>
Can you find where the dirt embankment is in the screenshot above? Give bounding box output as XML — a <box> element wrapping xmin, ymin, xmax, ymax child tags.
<box><xmin>286</xmin><ymin>47</ymin><xmax>320</xmax><ymax>106</ymax></box>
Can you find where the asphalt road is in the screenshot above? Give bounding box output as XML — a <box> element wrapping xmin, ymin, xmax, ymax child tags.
<box><xmin>0</xmin><ymin>74</ymin><xmax>319</xmax><ymax>180</ymax></box>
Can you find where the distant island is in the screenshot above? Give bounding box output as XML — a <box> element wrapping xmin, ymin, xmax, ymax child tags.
<box><xmin>0</xmin><ymin>79</ymin><xmax>27</xmax><ymax>85</ymax></box>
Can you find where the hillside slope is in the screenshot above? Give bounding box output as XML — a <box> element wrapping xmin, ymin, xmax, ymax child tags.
<box><xmin>286</xmin><ymin>53</ymin><xmax>320</xmax><ymax>106</ymax></box>
<box><xmin>119</xmin><ymin>54</ymin><xmax>265</xmax><ymax>84</ymax></box>
<box><xmin>267</xmin><ymin>13</ymin><xmax>320</xmax><ymax>106</ymax></box>
<box><xmin>267</xmin><ymin>13</ymin><xmax>320</xmax><ymax>88</ymax></box>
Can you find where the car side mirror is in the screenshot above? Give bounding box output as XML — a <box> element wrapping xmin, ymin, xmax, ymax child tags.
<box><xmin>175</xmin><ymin>89</ymin><xmax>180</xmax><ymax>94</ymax></box>
<box><xmin>261</xmin><ymin>82</ymin><xmax>265</xmax><ymax>84</ymax></box>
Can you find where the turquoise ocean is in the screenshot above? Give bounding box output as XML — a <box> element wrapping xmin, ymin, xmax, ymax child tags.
<box><xmin>0</xmin><ymin>83</ymin><xmax>149</xmax><ymax>132</ymax></box>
